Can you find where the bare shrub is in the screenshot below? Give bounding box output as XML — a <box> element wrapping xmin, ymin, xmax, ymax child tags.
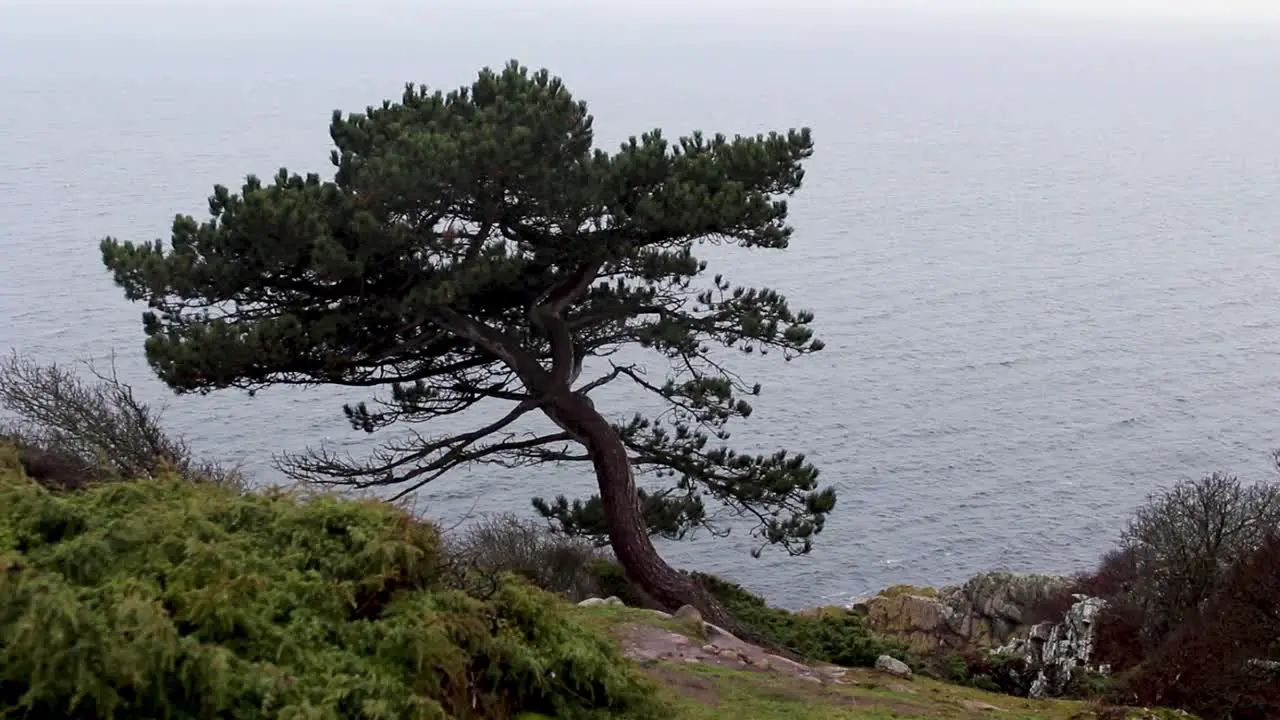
<box><xmin>445</xmin><ymin>512</ymin><xmax>611</xmax><ymax>602</ymax></box>
<box><xmin>0</xmin><ymin>351</ymin><xmax>244</xmax><ymax>489</ymax></box>
<box><xmin>1126</xmin><ymin>533</ymin><xmax>1280</xmax><ymax>720</ymax></box>
<box><xmin>1120</xmin><ymin>472</ymin><xmax>1280</xmax><ymax>644</ymax></box>
<box><xmin>1026</xmin><ymin>548</ymin><xmax>1140</xmax><ymax>627</ymax></box>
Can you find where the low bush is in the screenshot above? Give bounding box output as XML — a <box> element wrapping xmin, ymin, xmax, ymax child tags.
<box><xmin>0</xmin><ymin>352</ymin><xmax>244</xmax><ymax>490</ymax></box>
<box><xmin>929</xmin><ymin>649</ymin><xmax>1031</xmax><ymax>696</ymax></box>
<box><xmin>0</xmin><ymin>449</ymin><xmax>663</xmax><ymax>720</ymax></box>
<box><xmin>447</xmin><ymin>512</ymin><xmax>609</xmax><ymax>602</ymax></box>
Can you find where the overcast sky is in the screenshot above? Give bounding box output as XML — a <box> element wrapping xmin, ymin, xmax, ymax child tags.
<box><xmin>5</xmin><ymin>0</ymin><xmax>1279</xmax><ymax>37</ymax></box>
<box><xmin>541</xmin><ymin>0</ymin><xmax>1280</xmax><ymax>23</ymax></box>
<box><xmin>5</xmin><ymin>0</ymin><xmax>1278</xmax><ymax>18</ymax></box>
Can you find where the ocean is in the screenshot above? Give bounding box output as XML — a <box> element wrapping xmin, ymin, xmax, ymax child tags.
<box><xmin>3</xmin><ymin>1</ymin><xmax>1280</xmax><ymax>608</ymax></box>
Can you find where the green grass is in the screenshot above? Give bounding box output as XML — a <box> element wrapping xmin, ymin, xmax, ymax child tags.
<box><xmin>574</xmin><ymin>604</ymin><xmax>706</xmax><ymax>640</ymax></box>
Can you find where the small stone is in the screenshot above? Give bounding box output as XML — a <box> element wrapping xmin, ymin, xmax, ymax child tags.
<box><xmin>604</xmin><ymin>596</ymin><xmax>624</xmax><ymax>606</ymax></box>
<box><xmin>577</xmin><ymin>597</ymin><xmax>607</xmax><ymax>607</ymax></box>
<box><xmin>703</xmin><ymin>622</ymin><xmax>740</xmax><ymax>643</ymax></box>
<box><xmin>683</xmin><ymin>657</ymin><xmax>700</xmax><ymax>664</ymax></box>
<box><xmin>717</xmin><ymin>648</ymin><xmax>740</xmax><ymax>659</ymax></box>
<box><xmin>673</xmin><ymin>604</ymin><xmax>702</xmax><ymax>623</ymax></box>
<box><xmin>749</xmin><ymin>657</ymin><xmax>771</xmax><ymax>670</ymax></box>
<box><xmin>874</xmin><ymin>655</ymin><xmax>913</xmax><ymax>679</ymax></box>
<box><xmin>765</xmin><ymin>653</ymin><xmax>811</xmax><ymax>674</ymax></box>
<box><xmin>701</xmin><ymin>644</ymin><xmax>719</xmax><ymax>654</ymax></box>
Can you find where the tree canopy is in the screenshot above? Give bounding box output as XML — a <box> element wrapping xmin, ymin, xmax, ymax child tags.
<box><xmin>101</xmin><ymin>61</ymin><xmax>833</xmax><ymax>618</ymax></box>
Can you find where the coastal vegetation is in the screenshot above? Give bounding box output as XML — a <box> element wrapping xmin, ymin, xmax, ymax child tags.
<box><xmin>1</xmin><ymin>59</ymin><xmax>1275</xmax><ymax>718</ymax></box>
<box><xmin>8</xmin><ymin>336</ymin><xmax>1276</xmax><ymax>719</ymax></box>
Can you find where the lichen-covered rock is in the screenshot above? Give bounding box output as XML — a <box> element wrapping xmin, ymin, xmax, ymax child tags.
<box><xmin>860</xmin><ymin>592</ymin><xmax>966</xmax><ymax>653</ymax></box>
<box><xmin>858</xmin><ymin>571</ymin><xmax>1071</xmax><ymax>653</ymax></box>
<box><xmin>948</xmin><ymin>572</ymin><xmax>1069</xmax><ymax>644</ymax></box>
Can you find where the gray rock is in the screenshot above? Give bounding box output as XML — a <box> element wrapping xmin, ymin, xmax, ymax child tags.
<box><xmin>577</xmin><ymin>597</ymin><xmax>607</xmax><ymax>607</ymax></box>
<box><xmin>604</xmin><ymin>595</ymin><xmax>625</xmax><ymax>606</ymax></box>
<box><xmin>765</xmin><ymin>653</ymin><xmax>812</xmax><ymax>674</ymax></box>
<box><xmin>703</xmin><ymin>622</ymin><xmax>741</xmax><ymax>644</ymax></box>
<box><xmin>874</xmin><ymin>655</ymin><xmax>913</xmax><ymax>679</ymax></box>
<box><xmin>947</xmin><ymin>572</ymin><xmax>1071</xmax><ymax>644</ymax></box>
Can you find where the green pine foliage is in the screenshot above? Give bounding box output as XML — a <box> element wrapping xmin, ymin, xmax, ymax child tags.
<box><xmin>99</xmin><ymin>60</ymin><xmax>834</xmax><ymax>559</ymax></box>
<box><xmin>0</xmin><ymin>446</ymin><xmax>663</xmax><ymax>720</ymax></box>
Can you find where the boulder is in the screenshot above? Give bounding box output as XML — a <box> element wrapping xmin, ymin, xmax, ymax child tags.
<box><xmin>874</xmin><ymin>655</ymin><xmax>913</xmax><ymax>678</ymax></box>
<box><xmin>673</xmin><ymin>604</ymin><xmax>703</xmax><ymax>623</ymax></box>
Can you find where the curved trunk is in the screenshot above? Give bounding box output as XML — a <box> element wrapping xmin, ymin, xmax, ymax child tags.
<box><xmin>547</xmin><ymin>392</ymin><xmax>739</xmax><ymax>629</ymax></box>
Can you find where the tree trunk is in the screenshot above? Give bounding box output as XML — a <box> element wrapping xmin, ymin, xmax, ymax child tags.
<box><xmin>546</xmin><ymin>391</ymin><xmax>740</xmax><ymax>630</ymax></box>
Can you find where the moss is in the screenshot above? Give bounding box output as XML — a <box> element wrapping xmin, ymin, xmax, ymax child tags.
<box><xmin>0</xmin><ymin>457</ymin><xmax>664</xmax><ymax>720</ymax></box>
<box><xmin>878</xmin><ymin>583</ymin><xmax>940</xmax><ymax>599</ymax></box>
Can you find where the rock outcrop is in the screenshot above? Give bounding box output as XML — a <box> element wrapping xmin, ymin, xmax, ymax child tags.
<box><xmin>853</xmin><ymin>572</ymin><xmax>1070</xmax><ymax>653</ymax></box>
<box><xmin>851</xmin><ymin>572</ymin><xmax>1113</xmax><ymax>698</ymax></box>
<box><xmin>994</xmin><ymin>595</ymin><xmax>1108</xmax><ymax>698</ymax></box>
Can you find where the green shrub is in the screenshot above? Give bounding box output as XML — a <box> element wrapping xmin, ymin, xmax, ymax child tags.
<box><xmin>0</xmin><ymin>450</ymin><xmax>663</xmax><ymax>720</ymax></box>
<box><xmin>927</xmin><ymin>649</ymin><xmax>1031</xmax><ymax>695</ymax></box>
<box><xmin>689</xmin><ymin>572</ymin><xmax>908</xmax><ymax>668</ymax></box>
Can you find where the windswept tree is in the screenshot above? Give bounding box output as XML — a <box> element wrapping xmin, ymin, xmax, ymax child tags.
<box><xmin>101</xmin><ymin>61</ymin><xmax>834</xmax><ymax>623</ymax></box>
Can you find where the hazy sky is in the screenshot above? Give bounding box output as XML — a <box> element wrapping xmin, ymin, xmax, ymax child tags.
<box><xmin>4</xmin><ymin>0</ymin><xmax>1279</xmax><ymax>38</ymax></box>
<box><xmin>6</xmin><ymin>0</ymin><xmax>1280</xmax><ymax>21</ymax></box>
<box><xmin>544</xmin><ymin>0</ymin><xmax>1280</xmax><ymax>24</ymax></box>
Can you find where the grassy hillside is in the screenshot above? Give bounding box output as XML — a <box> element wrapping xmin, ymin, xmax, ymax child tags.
<box><xmin>574</xmin><ymin>605</ymin><xmax>1192</xmax><ymax>720</ymax></box>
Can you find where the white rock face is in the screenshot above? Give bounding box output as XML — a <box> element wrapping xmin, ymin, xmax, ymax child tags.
<box><xmin>995</xmin><ymin>595</ymin><xmax>1107</xmax><ymax>698</ymax></box>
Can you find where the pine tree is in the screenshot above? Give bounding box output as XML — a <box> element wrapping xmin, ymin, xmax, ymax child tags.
<box><xmin>101</xmin><ymin>61</ymin><xmax>835</xmax><ymax>625</ymax></box>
